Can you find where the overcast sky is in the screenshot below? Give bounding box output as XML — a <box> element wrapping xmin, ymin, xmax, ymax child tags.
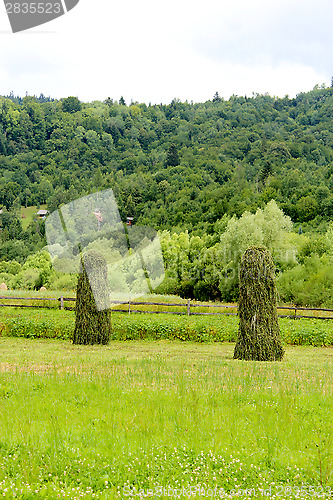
<box><xmin>0</xmin><ymin>0</ymin><xmax>332</xmax><ymax>104</ymax></box>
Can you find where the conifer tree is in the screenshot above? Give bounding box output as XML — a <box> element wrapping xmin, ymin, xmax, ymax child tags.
<box><xmin>259</xmin><ymin>161</ymin><xmax>273</xmax><ymax>185</ymax></box>
<box><xmin>233</xmin><ymin>246</ymin><xmax>284</xmax><ymax>361</ymax></box>
<box><xmin>165</xmin><ymin>143</ymin><xmax>180</xmax><ymax>167</ymax></box>
<box><xmin>212</xmin><ymin>91</ymin><xmax>222</xmax><ymax>102</ymax></box>
<box><xmin>73</xmin><ymin>251</ymin><xmax>111</xmax><ymax>345</ymax></box>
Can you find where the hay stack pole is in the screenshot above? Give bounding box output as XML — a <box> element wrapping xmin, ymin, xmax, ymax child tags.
<box><xmin>73</xmin><ymin>251</ymin><xmax>111</xmax><ymax>345</ymax></box>
<box><xmin>233</xmin><ymin>245</ymin><xmax>284</xmax><ymax>361</ymax></box>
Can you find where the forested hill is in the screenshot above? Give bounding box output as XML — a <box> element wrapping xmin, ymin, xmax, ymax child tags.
<box><xmin>1</xmin><ymin>86</ymin><xmax>333</xmax><ymax>233</ymax></box>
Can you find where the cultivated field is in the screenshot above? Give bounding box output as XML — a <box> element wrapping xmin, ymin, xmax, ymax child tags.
<box><xmin>0</xmin><ymin>338</ymin><xmax>332</xmax><ymax>499</ymax></box>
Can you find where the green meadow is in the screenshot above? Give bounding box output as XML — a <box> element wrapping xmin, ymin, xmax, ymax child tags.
<box><xmin>0</xmin><ymin>335</ymin><xmax>332</xmax><ymax>499</ymax></box>
<box><xmin>19</xmin><ymin>205</ymin><xmax>48</xmax><ymax>231</ymax></box>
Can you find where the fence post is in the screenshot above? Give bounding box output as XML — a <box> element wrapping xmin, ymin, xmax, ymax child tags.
<box><xmin>60</xmin><ymin>295</ymin><xmax>64</xmax><ymax>310</ymax></box>
<box><xmin>129</xmin><ymin>299</ymin><xmax>131</xmax><ymax>315</ymax></box>
<box><xmin>294</xmin><ymin>306</ymin><xmax>297</xmax><ymax>319</ymax></box>
<box><xmin>187</xmin><ymin>299</ymin><xmax>190</xmax><ymax>316</ymax></box>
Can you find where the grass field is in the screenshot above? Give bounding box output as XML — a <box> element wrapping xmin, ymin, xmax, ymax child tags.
<box><xmin>0</xmin><ymin>338</ymin><xmax>332</xmax><ymax>499</ymax></box>
<box><xmin>19</xmin><ymin>205</ymin><xmax>47</xmax><ymax>230</ymax></box>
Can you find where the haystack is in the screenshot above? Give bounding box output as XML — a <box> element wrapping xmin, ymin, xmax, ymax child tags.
<box><xmin>73</xmin><ymin>251</ymin><xmax>111</xmax><ymax>345</ymax></box>
<box><xmin>233</xmin><ymin>246</ymin><xmax>284</xmax><ymax>361</ymax></box>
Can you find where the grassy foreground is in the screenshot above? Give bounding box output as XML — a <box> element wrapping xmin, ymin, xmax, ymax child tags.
<box><xmin>0</xmin><ymin>338</ymin><xmax>332</xmax><ymax>499</ymax></box>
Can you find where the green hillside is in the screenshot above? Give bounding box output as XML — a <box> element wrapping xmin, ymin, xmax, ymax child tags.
<box><xmin>0</xmin><ymin>87</ymin><xmax>333</xmax><ymax>231</ymax></box>
<box><xmin>1</xmin><ymin>87</ymin><xmax>333</xmax><ymax>305</ymax></box>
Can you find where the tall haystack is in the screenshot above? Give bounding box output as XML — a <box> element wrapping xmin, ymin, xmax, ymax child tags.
<box><xmin>233</xmin><ymin>246</ymin><xmax>284</xmax><ymax>361</ymax></box>
<box><xmin>73</xmin><ymin>251</ymin><xmax>111</xmax><ymax>345</ymax></box>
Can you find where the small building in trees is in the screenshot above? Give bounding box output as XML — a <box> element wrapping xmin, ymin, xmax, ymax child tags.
<box><xmin>36</xmin><ymin>209</ymin><xmax>49</xmax><ymax>219</ymax></box>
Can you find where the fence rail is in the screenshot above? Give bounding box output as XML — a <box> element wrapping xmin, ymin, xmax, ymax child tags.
<box><xmin>0</xmin><ymin>295</ymin><xmax>75</xmax><ymax>311</ymax></box>
<box><xmin>0</xmin><ymin>295</ymin><xmax>333</xmax><ymax>320</ymax></box>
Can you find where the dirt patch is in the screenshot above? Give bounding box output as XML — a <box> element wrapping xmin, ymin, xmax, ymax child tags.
<box><xmin>0</xmin><ymin>362</ymin><xmax>84</xmax><ymax>374</ymax></box>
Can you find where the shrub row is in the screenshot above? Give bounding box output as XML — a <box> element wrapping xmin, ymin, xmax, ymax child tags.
<box><xmin>281</xmin><ymin>317</ymin><xmax>333</xmax><ymax>347</ymax></box>
<box><xmin>0</xmin><ymin>309</ymin><xmax>333</xmax><ymax>346</ymax></box>
<box><xmin>0</xmin><ymin>311</ymin><xmax>74</xmax><ymax>340</ymax></box>
<box><xmin>110</xmin><ymin>314</ymin><xmax>238</xmax><ymax>342</ymax></box>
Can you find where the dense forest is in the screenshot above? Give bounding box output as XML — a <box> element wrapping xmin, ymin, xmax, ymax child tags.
<box><xmin>1</xmin><ymin>85</ymin><xmax>333</xmax><ymax>305</ymax></box>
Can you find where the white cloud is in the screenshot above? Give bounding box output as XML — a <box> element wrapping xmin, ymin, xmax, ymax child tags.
<box><xmin>193</xmin><ymin>0</ymin><xmax>333</xmax><ymax>72</ymax></box>
<box><xmin>0</xmin><ymin>0</ymin><xmax>331</xmax><ymax>104</ymax></box>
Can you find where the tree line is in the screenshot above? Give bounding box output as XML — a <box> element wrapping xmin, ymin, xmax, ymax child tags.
<box><xmin>1</xmin><ymin>200</ymin><xmax>333</xmax><ymax>308</ymax></box>
<box><xmin>1</xmin><ymin>86</ymin><xmax>333</xmax><ymax>305</ymax></box>
<box><xmin>1</xmin><ymin>87</ymin><xmax>333</xmax><ymax>229</ymax></box>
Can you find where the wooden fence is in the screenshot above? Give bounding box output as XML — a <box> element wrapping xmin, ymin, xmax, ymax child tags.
<box><xmin>0</xmin><ymin>295</ymin><xmax>333</xmax><ymax>320</ymax></box>
<box><xmin>0</xmin><ymin>295</ymin><xmax>75</xmax><ymax>310</ymax></box>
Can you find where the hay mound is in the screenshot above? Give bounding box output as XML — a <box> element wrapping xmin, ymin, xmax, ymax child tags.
<box><xmin>233</xmin><ymin>246</ymin><xmax>284</xmax><ymax>361</ymax></box>
<box><xmin>73</xmin><ymin>251</ymin><xmax>111</xmax><ymax>345</ymax></box>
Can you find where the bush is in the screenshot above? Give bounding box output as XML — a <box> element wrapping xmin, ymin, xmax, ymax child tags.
<box><xmin>0</xmin><ymin>272</ymin><xmax>14</xmax><ymax>289</ymax></box>
<box><xmin>50</xmin><ymin>274</ymin><xmax>77</xmax><ymax>291</ymax></box>
<box><xmin>193</xmin><ymin>280</ymin><xmax>221</xmax><ymax>302</ymax></box>
<box><xmin>154</xmin><ymin>277</ymin><xmax>179</xmax><ymax>296</ymax></box>
<box><xmin>109</xmin><ymin>314</ymin><xmax>238</xmax><ymax>342</ymax></box>
<box><xmin>11</xmin><ymin>269</ymin><xmax>40</xmax><ymax>290</ymax></box>
<box><xmin>0</xmin><ymin>260</ymin><xmax>22</xmax><ymax>275</ymax></box>
<box><xmin>281</xmin><ymin>318</ymin><xmax>333</xmax><ymax>346</ymax></box>
<box><xmin>277</xmin><ymin>254</ymin><xmax>333</xmax><ymax>307</ymax></box>
<box><xmin>177</xmin><ymin>280</ymin><xmax>195</xmax><ymax>299</ymax></box>
<box><xmin>4</xmin><ymin>313</ymin><xmax>73</xmax><ymax>340</ymax></box>
<box><xmin>298</xmin><ymin>235</ymin><xmax>330</xmax><ymax>263</ymax></box>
